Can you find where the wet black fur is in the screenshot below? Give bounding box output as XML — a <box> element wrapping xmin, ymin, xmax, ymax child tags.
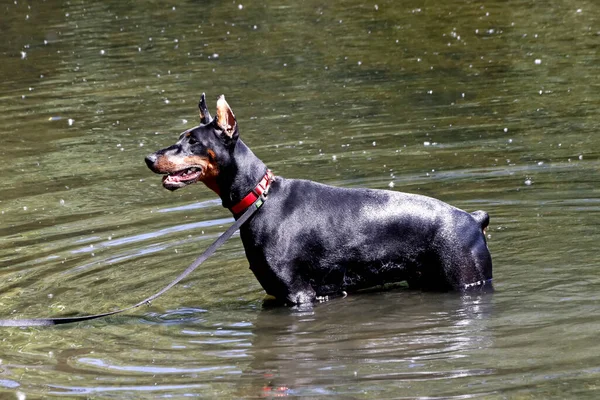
<box><xmin>146</xmin><ymin>95</ymin><xmax>493</xmax><ymax>305</ymax></box>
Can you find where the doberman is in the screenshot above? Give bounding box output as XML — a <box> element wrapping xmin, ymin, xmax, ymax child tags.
<box><xmin>145</xmin><ymin>94</ymin><xmax>493</xmax><ymax>305</ymax></box>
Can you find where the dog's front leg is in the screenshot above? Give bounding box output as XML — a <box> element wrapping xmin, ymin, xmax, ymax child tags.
<box><xmin>249</xmin><ymin>262</ymin><xmax>316</xmax><ymax>305</ymax></box>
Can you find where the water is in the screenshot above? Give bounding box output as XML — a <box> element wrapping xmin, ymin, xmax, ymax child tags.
<box><xmin>1</xmin><ymin>0</ymin><xmax>599</xmax><ymax>398</ymax></box>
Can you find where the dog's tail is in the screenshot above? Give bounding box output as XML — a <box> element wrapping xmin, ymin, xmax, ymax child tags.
<box><xmin>471</xmin><ymin>210</ymin><xmax>489</xmax><ymax>233</ymax></box>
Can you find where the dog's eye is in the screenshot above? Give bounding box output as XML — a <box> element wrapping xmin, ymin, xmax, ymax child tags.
<box><xmin>188</xmin><ymin>136</ymin><xmax>198</xmax><ymax>145</ymax></box>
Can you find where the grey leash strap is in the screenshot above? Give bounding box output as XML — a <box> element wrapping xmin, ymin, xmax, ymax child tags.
<box><xmin>0</xmin><ymin>197</ymin><xmax>265</xmax><ymax>327</ymax></box>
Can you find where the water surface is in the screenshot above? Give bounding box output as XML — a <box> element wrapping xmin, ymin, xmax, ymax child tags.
<box><xmin>1</xmin><ymin>0</ymin><xmax>599</xmax><ymax>398</ymax></box>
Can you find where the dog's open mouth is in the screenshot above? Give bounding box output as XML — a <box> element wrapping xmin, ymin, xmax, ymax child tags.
<box><xmin>162</xmin><ymin>167</ymin><xmax>203</xmax><ymax>190</ymax></box>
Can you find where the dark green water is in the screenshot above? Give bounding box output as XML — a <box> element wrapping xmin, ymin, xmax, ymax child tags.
<box><xmin>1</xmin><ymin>0</ymin><xmax>599</xmax><ymax>398</ymax></box>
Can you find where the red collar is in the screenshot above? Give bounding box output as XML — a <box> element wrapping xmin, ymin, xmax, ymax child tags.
<box><xmin>230</xmin><ymin>170</ymin><xmax>274</xmax><ymax>215</ymax></box>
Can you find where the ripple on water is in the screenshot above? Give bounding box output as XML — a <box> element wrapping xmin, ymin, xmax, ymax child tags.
<box><xmin>1</xmin><ymin>0</ymin><xmax>600</xmax><ymax>397</ymax></box>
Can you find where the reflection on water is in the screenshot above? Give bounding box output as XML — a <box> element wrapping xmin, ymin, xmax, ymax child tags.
<box><xmin>243</xmin><ymin>292</ymin><xmax>496</xmax><ymax>398</ymax></box>
<box><xmin>1</xmin><ymin>293</ymin><xmax>497</xmax><ymax>398</ymax></box>
<box><xmin>1</xmin><ymin>0</ymin><xmax>600</xmax><ymax>398</ymax></box>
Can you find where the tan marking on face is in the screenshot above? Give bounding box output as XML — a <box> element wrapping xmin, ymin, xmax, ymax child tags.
<box><xmin>197</xmin><ymin>150</ymin><xmax>220</xmax><ymax>194</ymax></box>
<box><xmin>154</xmin><ymin>155</ymin><xmax>181</xmax><ymax>174</ymax></box>
<box><xmin>152</xmin><ymin>154</ymin><xmax>204</xmax><ymax>174</ymax></box>
<box><xmin>153</xmin><ymin>152</ymin><xmax>219</xmax><ymax>193</ymax></box>
<box><xmin>206</xmin><ymin>149</ymin><xmax>217</xmax><ymax>162</ymax></box>
<box><xmin>182</xmin><ymin>155</ymin><xmax>209</xmax><ymax>169</ymax></box>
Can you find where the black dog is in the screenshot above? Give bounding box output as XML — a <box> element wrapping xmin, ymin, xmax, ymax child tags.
<box><xmin>145</xmin><ymin>94</ymin><xmax>492</xmax><ymax>304</ymax></box>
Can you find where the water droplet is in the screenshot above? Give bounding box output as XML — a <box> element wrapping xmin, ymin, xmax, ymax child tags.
<box><xmin>100</xmin><ymin>49</ymin><xmax>105</xmax><ymax>55</ymax></box>
<box><xmin>60</xmin><ymin>199</ymin><xmax>65</xmax><ymax>205</ymax></box>
<box><xmin>372</xmin><ymin>141</ymin><xmax>377</xmax><ymax>146</ymax></box>
<box><xmin>524</xmin><ymin>179</ymin><xmax>532</xmax><ymax>186</ymax></box>
<box><xmin>20</xmin><ymin>51</ymin><xmax>27</xmax><ymax>59</ymax></box>
<box><xmin>534</xmin><ymin>59</ymin><xmax>542</xmax><ymax>65</ymax></box>
<box><xmin>238</xmin><ymin>4</ymin><xmax>243</xmax><ymax>9</ymax></box>
<box><xmin>578</xmin><ymin>155</ymin><xmax>583</xmax><ymax>160</ymax></box>
<box><xmin>424</xmin><ymin>141</ymin><xmax>431</xmax><ymax>146</ymax></box>
<box><xmin>332</xmin><ymin>155</ymin><xmax>337</xmax><ymax>161</ymax></box>
<box><xmin>68</xmin><ymin>118</ymin><xmax>74</xmax><ymax>126</ymax></box>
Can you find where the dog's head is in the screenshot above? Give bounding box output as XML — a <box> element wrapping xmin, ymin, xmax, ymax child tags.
<box><xmin>145</xmin><ymin>94</ymin><xmax>239</xmax><ymax>192</ymax></box>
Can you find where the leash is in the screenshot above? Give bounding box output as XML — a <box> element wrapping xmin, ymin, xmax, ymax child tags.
<box><xmin>0</xmin><ymin>196</ymin><xmax>266</xmax><ymax>327</ymax></box>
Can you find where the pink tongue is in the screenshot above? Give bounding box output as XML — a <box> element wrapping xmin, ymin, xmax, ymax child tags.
<box><xmin>164</xmin><ymin>169</ymin><xmax>200</xmax><ymax>183</ymax></box>
<box><xmin>166</xmin><ymin>174</ymin><xmax>186</xmax><ymax>183</ymax></box>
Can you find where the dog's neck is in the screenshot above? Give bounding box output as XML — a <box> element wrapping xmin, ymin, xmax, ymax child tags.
<box><xmin>214</xmin><ymin>139</ymin><xmax>268</xmax><ymax>211</ymax></box>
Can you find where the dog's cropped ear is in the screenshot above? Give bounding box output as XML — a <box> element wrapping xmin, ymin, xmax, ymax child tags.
<box><xmin>215</xmin><ymin>95</ymin><xmax>238</xmax><ymax>139</ymax></box>
<box><xmin>198</xmin><ymin>93</ymin><xmax>212</xmax><ymax>124</ymax></box>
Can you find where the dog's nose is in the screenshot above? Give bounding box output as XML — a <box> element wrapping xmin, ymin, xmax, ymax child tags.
<box><xmin>145</xmin><ymin>153</ymin><xmax>157</xmax><ymax>169</ymax></box>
